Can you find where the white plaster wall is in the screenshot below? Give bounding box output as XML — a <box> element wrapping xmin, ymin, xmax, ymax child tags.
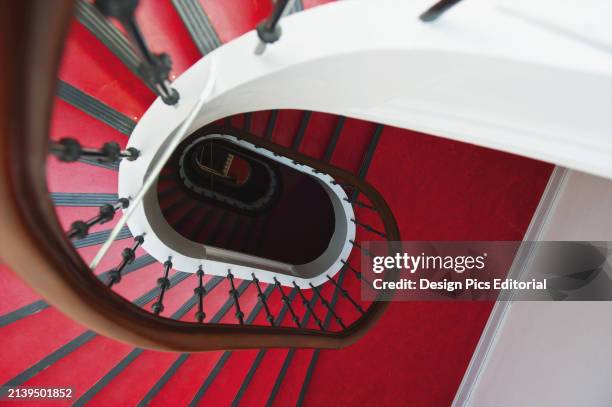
<box><xmin>459</xmin><ymin>170</ymin><xmax>612</xmax><ymax>407</ymax></box>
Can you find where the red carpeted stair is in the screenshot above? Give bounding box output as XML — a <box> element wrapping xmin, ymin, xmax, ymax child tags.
<box><xmin>0</xmin><ymin>0</ymin><xmax>552</xmax><ymax>406</ymax></box>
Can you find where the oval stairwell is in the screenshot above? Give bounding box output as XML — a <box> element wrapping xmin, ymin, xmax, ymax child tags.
<box><xmin>0</xmin><ymin>0</ymin><xmax>557</xmax><ymax>405</ymax></box>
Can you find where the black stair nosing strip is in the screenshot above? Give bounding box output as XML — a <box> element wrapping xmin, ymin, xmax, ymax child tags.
<box><xmin>187</xmin><ymin>353</ymin><xmax>233</xmax><ymax>407</ymax></box>
<box><xmin>136</xmin><ymin>278</ymin><xmax>250</xmax><ymax>407</ymax></box>
<box><xmin>291</xmin><ymin>110</ymin><xmax>312</xmax><ymax>151</ymax></box>
<box><xmin>265</xmin><ymin>294</ymin><xmax>320</xmax><ymax>407</ymax></box>
<box><xmin>78</xmin><ymin>157</ymin><xmax>120</xmax><ymax>171</ymax></box>
<box><xmin>0</xmin><ymin>252</ymin><xmax>151</xmax><ymax>327</ymax></box>
<box><xmin>322</xmin><ymin>115</ymin><xmax>346</xmax><ymax>163</ymax></box>
<box><xmin>231</xmin><ymin>288</ymin><xmax>298</xmax><ymax>407</ymax></box>
<box><xmin>351</xmin><ymin>123</ymin><xmax>384</xmax><ymax>201</ymax></box>
<box><xmin>56</xmin><ymin>80</ymin><xmax>136</xmax><ymax>136</ymax></box>
<box><xmin>0</xmin><ymin>300</ymin><xmax>48</xmax><ymax>328</ymax></box>
<box><xmin>0</xmin><ymin>331</ymin><xmax>98</xmax><ymax>397</ymax></box>
<box><xmin>0</xmin><ymin>274</ymin><xmax>191</xmax><ymax>393</ymax></box>
<box><xmin>73</xmin><ymin>226</ymin><xmax>132</xmax><ymax>249</ymax></box>
<box><xmin>73</xmin><ymin>348</ymin><xmax>145</xmax><ymax>407</ymax></box>
<box><xmin>187</xmin><ymin>282</ymin><xmax>267</xmax><ymax>407</ymax></box>
<box><xmin>74</xmin><ymin>276</ymin><xmax>224</xmax><ymax>407</ymax></box>
<box><xmin>357</xmin><ymin>124</ymin><xmax>384</xmax><ymax>181</ymax></box>
<box><xmin>244</xmin><ymin>112</ymin><xmax>252</xmax><ymax>132</ymax></box>
<box><xmin>231</xmin><ymin>351</ymin><xmax>267</xmax><ymax>407</ymax></box>
<box><xmin>51</xmin><ymin>192</ymin><xmax>119</xmax><ymax>207</ymax></box>
<box><xmin>74</xmin><ymin>0</ymin><xmax>154</xmax><ymax>92</ymax></box>
<box><xmin>296</xmin><ymin>350</ymin><xmax>320</xmax><ymax>407</ymax></box>
<box><xmin>265</xmin><ymin>348</ymin><xmax>296</xmax><ymax>407</ymax></box>
<box><xmin>194</xmin><ymin>207</ymin><xmax>223</xmax><ymax>242</ymax></box>
<box><xmin>171</xmin><ymin>0</ymin><xmax>222</xmax><ymax>56</ymax></box>
<box><xmin>264</xmin><ymin>110</ymin><xmax>279</xmax><ymax>141</ymax></box>
<box><xmin>136</xmin><ymin>353</ymin><xmax>190</xmax><ymax>407</ymax></box>
<box><xmin>297</xmin><ymin>268</ymin><xmax>355</xmax><ymax>407</ymax></box>
<box><xmin>74</xmin><ymin>0</ymin><xmax>140</xmax><ymax>69</ymax></box>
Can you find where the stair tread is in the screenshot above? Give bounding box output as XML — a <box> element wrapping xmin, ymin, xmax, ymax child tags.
<box><xmin>58</xmin><ymin>21</ymin><xmax>152</xmax><ymax>120</ymax></box>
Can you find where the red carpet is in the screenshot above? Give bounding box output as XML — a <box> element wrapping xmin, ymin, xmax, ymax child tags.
<box><xmin>0</xmin><ymin>1</ymin><xmax>552</xmax><ymax>405</ymax></box>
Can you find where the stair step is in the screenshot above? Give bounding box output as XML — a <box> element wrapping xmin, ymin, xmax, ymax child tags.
<box><xmin>58</xmin><ymin>21</ymin><xmax>151</xmax><ymax>119</ymax></box>
<box><xmin>199</xmin><ymin>0</ymin><xmax>272</xmax><ymax>43</ymax></box>
<box><xmin>328</xmin><ymin>118</ymin><xmax>379</xmax><ymax>175</ymax></box>
<box><xmin>295</xmin><ymin>112</ymin><xmax>338</xmax><ymax>159</ymax></box>
<box><xmin>269</xmin><ymin>110</ymin><xmax>303</xmax><ymax>148</ymax></box>
<box><xmin>0</xmin><ymin>265</ymin><xmax>43</xmax><ymax>316</ymax></box>
<box><xmin>47</xmin><ymin>99</ymin><xmax>125</xmax><ymax>194</ymax></box>
<box><xmin>268</xmin><ymin>348</ymin><xmax>315</xmax><ymax>407</ymax></box>
<box><xmin>134</xmin><ymin>0</ymin><xmax>202</xmax><ymax>76</ymax></box>
<box><xmin>0</xmin><ymin>307</ymin><xmax>87</xmax><ymax>385</ymax></box>
<box><xmin>18</xmin><ymin>273</ymin><xmax>194</xmax><ymax>401</ymax></box>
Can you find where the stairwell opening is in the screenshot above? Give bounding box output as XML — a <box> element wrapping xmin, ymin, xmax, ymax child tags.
<box><xmin>146</xmin><ymin>129</ymin><xmax>349</xmax><ymax>274</ymax></box>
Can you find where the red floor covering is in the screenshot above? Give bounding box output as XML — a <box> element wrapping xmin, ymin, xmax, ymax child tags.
<box><xmin>0</xmin><ymin>0</ymin><xmax>553</xmax><ymax>405</ymax></box>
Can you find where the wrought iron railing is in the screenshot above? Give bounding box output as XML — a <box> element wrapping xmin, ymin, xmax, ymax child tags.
<box><xmin>0</xmin><ymin>0</ymin><xmax>401</xmax><ymax>352</ymax></box>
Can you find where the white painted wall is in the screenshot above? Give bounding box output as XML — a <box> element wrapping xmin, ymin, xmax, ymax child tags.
<box><xmin>455</xmin><ymin>170</ymin><xmax>612</xmax><ymax>407</ymax></box>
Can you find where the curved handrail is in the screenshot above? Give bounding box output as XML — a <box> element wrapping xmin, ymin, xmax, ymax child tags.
<box><xmin>0</xmin><ymin>0</ymin><xmax>400</xmax><ymax>351</ymax></box>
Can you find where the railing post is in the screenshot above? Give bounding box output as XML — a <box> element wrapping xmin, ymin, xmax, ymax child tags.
<box><xmin>94</xmin><ymin>0</ymin><xmax>179</xmax><ymax>104</ymax></box>
<box><xmin>227</xmin><ymin>270</ymin><xmax>244</xmax><ymax>324</ymax></box>
<box><xmin>309</xmin><ymin>283</ymin><xmax>346</xmax><ymax>329</ymax></box>
<box><xmin>419</xmin><ymin>0</ymin><xmax>463</xmax><ymax>22</ymax></box>
<box><xmin>68</xmin><ymin>198</ymin><xmax>129</xmax><ymax>240</ymax></box>
<box><xmin>326</xmin><ymin>275</ymin><xmax>365</xmax><ymax>314</ymax></box>
<box><xmin>194</xmin><ymin>266</ymin><xmax>206</xmax><ymax>322</ymax></box>
<box><xmin>254</xmin><ymin>0</ymin><xmax>290</xmax><ymax>55</ymax></box>
<box><xmin>108</xmin><ymin>235</ymin><xmax>144</xmax><ymax>287</ymax></box>
<box><xmin>50</xmin><ymin>138</ymin><xmax>139</xmax><ymax>163</ymax></box>
<box><xmin>252</xmin><ymin>273</ymin><xmax>275</xmax><ymax>326</ymax></box>
<box><xmin>152</xmin><ymin>258</ymin><xmax>172</xmax><ymax>315</ymax></box>
<box><xmin>293</xmin><ymin>282</ymin><xmax>324</xmax><ymax>331</ymax></box>
<box><xmin>273</xmin><ymin>277</ymin><xmax>301</xmax><ymax>327</ymax></box>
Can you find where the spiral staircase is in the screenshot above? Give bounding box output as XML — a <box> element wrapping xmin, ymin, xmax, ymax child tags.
<box><xmin>0</xmin><ymin>0</ymin><xmax>557</xmax><ymax>405</ymax></box>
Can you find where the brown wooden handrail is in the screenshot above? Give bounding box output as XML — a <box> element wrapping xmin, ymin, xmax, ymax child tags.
<box><xmin>0</xmin><ymin>0</ymin><xmax>400</xmax><ymax>352</ymax></box>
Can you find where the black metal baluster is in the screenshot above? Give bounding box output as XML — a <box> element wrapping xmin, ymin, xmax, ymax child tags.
<box><xmin>194</xmin><ymin>266</ymin><xmax>206</xmax><ymax>322</ymax></box>
<box><xmin>351</xmin><ymin>218</ymin><xmax>387</xmax><ymax>238</ymax></box>
<box><xmin>68</xmin><ymin>198</ymin><xmax>129</xmax><ymax>240</ymax></box>
<box><xmin>349</xmin><ymin>239</ymin><xmax>374</xmax><ymax>257</ymax></box>
<box><xmin>341</xmin><ymin>259</ymin><xmax>362</xmax><ymax>280</ymax></box>
<box><xmin>293</xmin><ymin>282</ymin><xmax>324</xmax><ymax>331</ymax></box>
<box><xmin>252</xmin><ymin>274</ymin><xmax>274</xmax><ymax>326</ymax></box>
<box><xmin>227</xmin><ymin>270</ymin><xmax>244</xmax><ymax>324</ymax></box>
<box><xmin>326</xmin><ymin>275</ymin><xmax>365</xmax><ymax>314</ymax></box>
<box><xmin>273</xmin><ymin>277</ymin><xmax>300</xmax><ymax>327</ymax></box>
<box><xmin>152</xmin><ymin>258</ymin><xmax>172</xmax><ymax>315</ymax></box>
<box><xmin>343</xmin><ymin>197</ymin><xmax>375</xmax><ymax>210</ymax></box>
<box><xmin>254</xmin><ymin>0</ymin><xmax>290</xmax><ymax>55</ymax></box>
<box><xmin>108</xmin><ymin>235</ymin><xmax>144</xmax><ymax>287</ymax></box>
<box><xmin>291</xmin><ymin>110</ymin><xmax>312</xmax><ymax>151</ymax></box>
<box><xmin>94</xmin><ymin>0</ymin><xmax>179</xmax><ymax>105</ymax></box>
<box><xmin>50</xmin><ymin>138</ymin><xmax>139</xmax><ymax>163</ymax></box>
<box><xmin>309</xmin><ymin>283</ymin><xmax>346</xmax><ymax>329</ymax></box>
<box><xmin>419</xmin><ymin>0</ymin><xmax>463</xmax><ymax>22</ymax></box>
